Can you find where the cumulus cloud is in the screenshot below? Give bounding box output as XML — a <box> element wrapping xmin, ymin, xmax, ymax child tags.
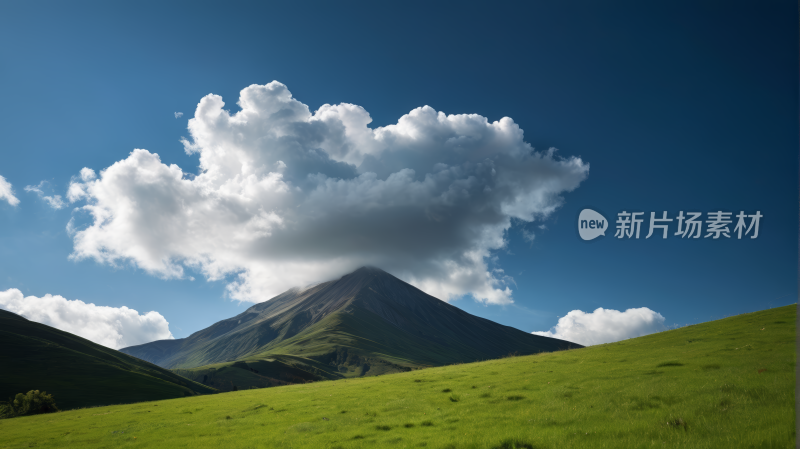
<box><xmin>0</xmin><ymin>175</ymin><xmax>20</xmax><ymax>206</ymax></box>
<box><xmin>174</xmin><ymin>112</ymin><xmax>183</xmax><ymax>119</ymax></box>
<box><xmin>532</xmin><ymin>307</ymin><xmax>667</xmax><ymax>345</ymax></box>
<box><xmin>25</xmin><ymin>181</ymin><xmax>66</xmax><ymax>209</ymax></box>
<box><xmin>0</xmin><ymin>288</ymin><xmax>173</xmax><ymax>349</ymax></box>
<box><xmin>66</xmin><ymin>81</ymin><xmax>589</xmax><ymax>305</ymax></box>
<box><xmin>66</xmin><ymin>169</ymin><xmax>96</xmax><ymax>203</ymax></box>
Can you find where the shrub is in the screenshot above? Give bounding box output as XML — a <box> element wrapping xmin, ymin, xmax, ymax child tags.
<box><xmin>657</xmin><ymin>361</ymin><xmax>684</xmax><ymax>368</ymax></box>
<box><xmin>0</xmin><ymin>390</ymin><xmax>59</xmax><ymax>419</ymax></box>
<box><xmin>494</xmin><ymin>439</ymin><xmax>535</xmax><ymax>449</ymax></box>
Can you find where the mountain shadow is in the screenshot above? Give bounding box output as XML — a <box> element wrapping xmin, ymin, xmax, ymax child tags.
<box><xmin>0</xmin><ymin>310</ymin><xmax>216</xmax><ymax>411</ymax></box>
<box><xmin>121</xmin><ymin>267</ymin><xmax>580</xmax><ymax>387</ymax></box>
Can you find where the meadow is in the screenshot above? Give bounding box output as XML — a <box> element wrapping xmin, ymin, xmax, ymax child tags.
<box><xmin>0</xmin><ymin>305</ymin><xmax>794</xmax><ymax>449</ymax></box>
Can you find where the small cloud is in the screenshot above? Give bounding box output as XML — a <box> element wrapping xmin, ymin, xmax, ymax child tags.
<box><xmin>80</xmin><ymin>168</ymin><xmax>96</xmax><ymax>182</ymax></box>
<box><xmin>24</xmin><ymin>184</ymin><xmax>43</xmax><ymax>194</ymax></box>
<box><xmin>0</xmin><ymin>175</ymin><xmax>20</xmax><ymax>206</ymax></box>
<box><xmin>532</xmin><ymin>307</ymin><xmax>667</xmax><ymax>345</ymax></box>
<box><xmin>521</xmin><ymin>228</ymin><xmax>535</xmax><ymax>243</ymax></box>
<box><xmin>43</xmin><ymin>195</ymin><xmax>66</xmax><ymax>209</ymax></box>
<box><xmin>538</xmin><ymin>224</ymin><xmax>547</xmax><ymax>230</ymax></box>
<box><xmin>66</xmin><ymin>217</ymin><xmax>77</xmax><ymax>236</ymax></box>
<box><xmin>65</xmin><ymin>168</ymin><xmax>97</xmax><ymax>203</ymax></box>
<box><xmin>0</xmin><ymin>288</ymin><xmax>173</xmax><ymax>349</ymax></box>
<box><xmin>174</xmin><ymin>112</ymin><xmax>183</xmax><ymax>119</ymax></box>
<box><xmin>24</xmin><ymin>181</ymin><xmax>66</xmax><ymax>210</ymax></box>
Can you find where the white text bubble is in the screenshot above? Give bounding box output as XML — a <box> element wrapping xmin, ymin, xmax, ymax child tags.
<box><xmin>579</xmin><ymin>209</ymin><xmax>607</xmax><ymax>241</ymax></box>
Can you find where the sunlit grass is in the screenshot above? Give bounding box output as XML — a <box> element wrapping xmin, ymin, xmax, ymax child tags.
<box><xmin>0</xmin><ymin>305</ymin><xmax>794</xmax><ymax>449</ymax></box>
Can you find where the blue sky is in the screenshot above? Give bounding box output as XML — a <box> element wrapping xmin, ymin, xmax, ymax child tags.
<box><xmin>0</xmin><ymin>1</ymin><xmax>796</xmax><ymax>348</ymax></box>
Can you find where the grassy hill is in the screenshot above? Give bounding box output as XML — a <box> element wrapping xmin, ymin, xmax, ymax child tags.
<box><xmin>0</xmin><ymin>304</ymin><xmax>793</xmax><ymax>448</ymax></box>
<box><xmin>0</xmin><ymin>310</ymin><xmax>216</xmax><ymax>411</ymax></box>
<box><xmin>172</xmin><ymin>355</ymin><xmax>338</xmax><ymax>392</ymax></box>
<box><xmin>122</xmin><ymin>267</ymin><xmax>578</xmax><ymax>381</ymax></box>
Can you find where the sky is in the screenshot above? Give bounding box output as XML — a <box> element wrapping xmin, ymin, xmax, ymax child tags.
<box><xmin>0</xmin><ymin>1</ymin><xmax>796</xmax><ymax>349</ymax></box>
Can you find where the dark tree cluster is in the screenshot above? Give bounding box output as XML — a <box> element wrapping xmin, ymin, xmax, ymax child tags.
<box><xmin>0</xmin><ymin>390</ymin><xmax>59</xmax><ymax>419</ymax></box>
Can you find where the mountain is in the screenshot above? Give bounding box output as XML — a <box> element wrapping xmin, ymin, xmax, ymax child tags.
<box><xmin>121</xmin><ymin>267</ymin><xmax>579</xmax><ymax>386</ymax></box>
<box><xmin>0</xmin><ymin>309</ymin><xmax>216</xmax><ymax>411</ymax></box>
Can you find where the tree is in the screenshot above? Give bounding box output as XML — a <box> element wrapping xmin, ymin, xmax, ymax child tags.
<box><xmin>0</xmin><ymin>390</ymin><xmax>59</xmax><ymax>419</ymax></box>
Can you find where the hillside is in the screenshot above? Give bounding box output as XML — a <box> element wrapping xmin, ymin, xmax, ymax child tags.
<box><xmin>0</xmin><ymin>309</ymin><xmax>216</xmax><ymax>411</ymax></box>
<box><xmin>2</xmin><ymin>304</ymin><xmax>793</xmax><ymax>448</ymax></box>
<box><xmin>121</xmin><ymin>267</ymin><xmax>578</xmax><ymax>381</ymax></box>
<box><xmin>172</xmin><ymin>355</ymin><xmax>337</xmax><ymax>392</ymax></box>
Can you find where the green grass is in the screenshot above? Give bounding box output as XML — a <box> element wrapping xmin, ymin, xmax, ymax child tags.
<box><xmin>0</xmin><ymin>305</ymin><xmax>794</xmax><ymax>448</ymax></box>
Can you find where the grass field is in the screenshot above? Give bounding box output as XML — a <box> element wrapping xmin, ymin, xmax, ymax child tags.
<box><xmin>0</xmin><ymin>304</ymin><xmax>794</xmax><ymax>449</ymax></box>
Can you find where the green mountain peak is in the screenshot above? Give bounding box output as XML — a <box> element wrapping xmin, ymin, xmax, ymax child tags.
<box><xmin>120</xmin><ymin>267</ymin><xmax>578</xmax><ymax>388</ymax></box>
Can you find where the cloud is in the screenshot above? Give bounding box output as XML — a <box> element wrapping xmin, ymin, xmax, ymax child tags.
<box><xmin>174</xmin><ymin>112</ymin><xmax>183</xmax><ymax>119</ymax></box>
<box><xmin>66</xmin><ymin>81</ymin><xmax>589</xmax><ymax>305</ymax></box>
<box><xmin>532</xmin><ymin>307</ymin><xmax>667</xmax><ymax>345</ymax></box>
<box><xmin>0</xmin><ymin>288</ymin><xmax>173</xmax><ymax>349</ymax></box>
<box><xmin>25</xmin><ymin>181</ymin><xmax>67</xmax><ymax>209</ymax></box>
<box><xmin>66</xmin><ymin>169</ymin><xmax>96</xmax><ymax>203</ymax></box>
<box><xmin>0</xmin><ymin>175</ymin><xmax>20</xmax><ymax>206</ymax></box>
<box><xmin>80</xmin><ymin>168</ymin><xmax>96</xmax><ymax>181</ymax></box>
<box><xmin>521</xmin><ymin>228</ymin><xmax>536</xmax><ymax>243</ymax></box>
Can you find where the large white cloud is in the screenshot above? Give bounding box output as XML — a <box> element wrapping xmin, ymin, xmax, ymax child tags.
<box><xmin>0</xmin><ymin>174</ymin><xmax>20</xmax><ymax>206</ymax></box>
<box><xmin>532</xmin><ymin>307</ymin><xmax>667</xmax><ymax>345</ymax></box>
<box><xmin>0</xmin><ymin>288</ymin><xmax>173</xmax><ymax>349</ymax></box>
<box><xmin>66</xmin><ymin>81</ymin><xmax>589</xmax><ymax>304</ymax></box>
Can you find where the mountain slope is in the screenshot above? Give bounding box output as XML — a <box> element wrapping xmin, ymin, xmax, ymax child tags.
<box><xmin>0</xmin><ymin>309</ymin><xmax>216</xmax><ymax>410</ymax></box>
<box><xmin>121</xmin><ymin>267</ymin><xmax>579</xmax><ymax>378</ymax></box>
